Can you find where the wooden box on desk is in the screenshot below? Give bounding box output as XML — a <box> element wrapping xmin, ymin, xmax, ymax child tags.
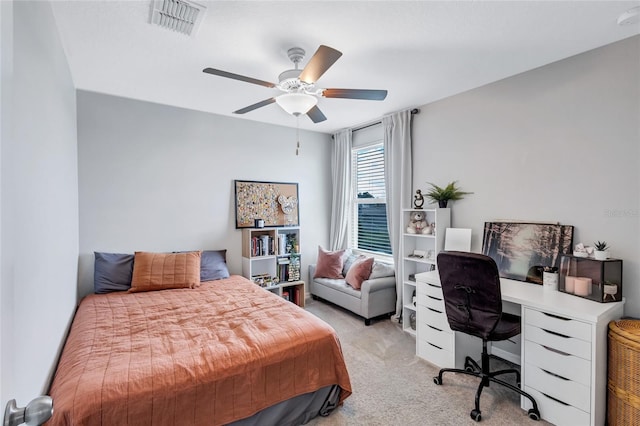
<box><xmin>558</xmin><ymin>254</ymin><xmax>623</xmax><ymax>303</ymax></box>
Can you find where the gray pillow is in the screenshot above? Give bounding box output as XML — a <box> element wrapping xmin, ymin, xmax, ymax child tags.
<box><xmin>342</xmin><ymin>251</ymin><xmax>359</xmax><ymax>277</ymax></box>
<box><xmin>200</xmin><ymin>249</ymin><xmax>230</xmax><ymax>281</ymax></box>
<box><xmin>369</xmin><ymin>261</ymin><xmax>395</xmax><ymax>279</ymax></box>
<box><xmin>94</xmin><ymin>252</ymin><xmax>134</xmax><ymax>294</ymax></box>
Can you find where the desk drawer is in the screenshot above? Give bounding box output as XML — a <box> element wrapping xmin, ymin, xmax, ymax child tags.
<box><xmin>524</xmin><ymin>340</ymin><xmax>591</xmax><ymax>386</ymax></box>
<box><xmin>417</xmin><ymin>338</ymin><xmax>454</xmax><ymax>368</ymax></box>
<box><xmin>525</xmin><ymin>308</ymin><xmax>591</xmax><ymax>342</ymax></box>
<box><xmin>524</xmin><ymin>385</ymin><xmax>590</xmax><ymax>426</ymax></box>
<box><xmin>525</xmin><ymin>324</ymin><xmax>591</xmax><ymax>361</ymax></box>
<box><xmin>525</xmin><ymin>363</ymin><xmax>590</xmax><ymax>413</ymax></box>
<box><xmin>417</xmin><ymin>305</ymin><xmax>451</xmax><ymax>332</ymax></box>
<box><xmin>417</xmin><ymin>292</ymin><xmax>445</xmax><ymax>311</ymax></box>
<box><xmin>418</xmin><ymin>322</ymin><xmax>453</xmax><ymax>352</ymax></box>
<box><xmin>421</xmin><ymin>281</ymin><xmax>444</xmax><ymax>299</ymax></box>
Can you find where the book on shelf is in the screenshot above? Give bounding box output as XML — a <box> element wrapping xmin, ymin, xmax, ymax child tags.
<box><xmin>251</xmin><ymin>235</ymin><xmax>275</xmax><ymax>257</ymax></box>
<box><xmin>294</xmin><ymin>286</ymin><xmax>301</xmax><ymax>306</ymax></box>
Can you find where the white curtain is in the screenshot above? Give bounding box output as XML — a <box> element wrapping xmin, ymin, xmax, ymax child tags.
<box><xmin>383</xmin><ymin>110</ymin><xmax>412</xmax><ymax>317</ymax></box>
<box><xmin>329</xmin><ymin>129</ymin><xmax>353</xmax><ymax>250</ymax></box>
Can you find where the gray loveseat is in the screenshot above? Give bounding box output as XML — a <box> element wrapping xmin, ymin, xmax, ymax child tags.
<box><xmin>309</xmin><ymin>260</ymin><xmax>396</xmax><ymax>325</ymax></box>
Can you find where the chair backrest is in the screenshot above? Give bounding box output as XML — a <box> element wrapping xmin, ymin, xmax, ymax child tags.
<box><xmin>436</xmin><ymin>251</ymin><xmax>503</xmax><ymax>340</ymax></box>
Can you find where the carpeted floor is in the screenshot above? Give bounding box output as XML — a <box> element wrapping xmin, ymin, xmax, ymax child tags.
<box><xmin>304</xmin><ymin>298</ymin><xmax>550</xmax><ymax>426</ymax></box>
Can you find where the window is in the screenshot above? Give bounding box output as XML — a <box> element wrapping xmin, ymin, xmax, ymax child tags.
<box><xmin>351</xmin><ymin>143</ymin><xmax>391</xmax><ymax>255</ymax></box>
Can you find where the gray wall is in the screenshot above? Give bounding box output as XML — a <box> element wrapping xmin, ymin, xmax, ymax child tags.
<box><xmin>0</xmin><ymin>0</ymin><xmax>79</xmax><ymax>406</ymax></box>
<box><xmin>77</xmin><ymin>91</ymin><xmax>332</xmax><ymax>298</ymax></box>
<box><xmin>413</xmin><ymin>35</ymin><xmax>640</xmax><ymax>316</ymax></box>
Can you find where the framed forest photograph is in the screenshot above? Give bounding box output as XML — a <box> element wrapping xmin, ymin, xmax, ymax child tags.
<box><xmin>481</xmin><ymin>221</ymin><xmax>574</xmax><ymax>284</ymax></box>
<box><xmin>234</xmin><ymin>180</ymin><xmax>299</xmax><ymax>229</ymax></box>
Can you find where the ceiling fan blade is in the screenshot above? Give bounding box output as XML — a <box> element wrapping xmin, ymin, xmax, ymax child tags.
<box><xmin>306</xmin><ymin>105</ymin><xmax>327</xmax><ymax>123</ymax></box>
<box><xmin>322</xmin><ymin>88</ymin><xmax>388</xmax><ymax>101</ymax></box>
<box><xmin>233</xmin><ymin>98</ymin><xmax>276</xmax><ymax>114</ymax></box>
<box><xmin>299</xmin><ymin>45</ymin><xmax>343</xmax><ymax>84</ymax></box>
<box><xmin>203</xmin><ymin>68</ymin><xmax>276</xmax><ymax>88</ymax></box>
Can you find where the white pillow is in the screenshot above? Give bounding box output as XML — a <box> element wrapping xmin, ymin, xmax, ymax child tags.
<box><xmin>369</xmin><ymin>261</ymin><xmax>395</xmax><ymax>279</ymax></box>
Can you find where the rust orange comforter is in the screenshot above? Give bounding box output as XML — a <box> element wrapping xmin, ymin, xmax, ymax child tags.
<box><xmin>47</xmin><ymin>275</ymin><xmax>351</xmax><ymax>425</ymax></box>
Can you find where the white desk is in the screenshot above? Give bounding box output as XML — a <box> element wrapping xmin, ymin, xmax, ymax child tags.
<box><xmin>415</xmin><ymin>270</ymin><xmax>624</xmax><ymax>426</ymax></box>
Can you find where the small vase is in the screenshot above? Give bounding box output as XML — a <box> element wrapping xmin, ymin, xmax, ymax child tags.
<box><xmin>594</xmin><ymin>250</ymin><xmax>608</xmax><ymax>260</ymax></box>
<box><xmin>438</xmin><ymin>200</ymin><xmax>448</xmax><ymax>208</ymax></box>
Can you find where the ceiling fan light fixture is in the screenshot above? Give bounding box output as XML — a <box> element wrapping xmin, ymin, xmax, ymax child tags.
<box><xmin>275</xmin><ymin>93</ymin><xmax>318</xmax><ymax>116</ymax></box>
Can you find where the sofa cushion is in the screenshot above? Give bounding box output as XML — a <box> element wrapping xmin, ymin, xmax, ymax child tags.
<box><xmin>345</xmin><ymin>257</ymin><xmax>374</xmax><ymax>290</ymax></box>
<box><xmin>314</xmin><ymin>277</ymin><xmax>363</xmax><ymax>299</ymax></box>
<box><xmin>369</xmin><ymin>261</ymin><xmax>395</xmax><ymax>279</ymax></box>
<box><xmin>314</xmin><ymin>246</ymin><xmax>345</xmax><ymax>279</ymax></box>
<box><xmin>342</xmin><ymin>250</ymin><xmax>359</xmax><ymax>277</ymax></box>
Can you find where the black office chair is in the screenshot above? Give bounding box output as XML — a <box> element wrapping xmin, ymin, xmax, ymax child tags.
<box><xmin>432</xmin><ymin>251</ymin><xmax>540</xmax><ymax>422</ymax></box>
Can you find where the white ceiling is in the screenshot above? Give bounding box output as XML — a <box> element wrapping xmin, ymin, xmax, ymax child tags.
<box><xmin>50</xmin><ymin>1</ymin><xmax>640</xmax><ymax>134</ymax></box>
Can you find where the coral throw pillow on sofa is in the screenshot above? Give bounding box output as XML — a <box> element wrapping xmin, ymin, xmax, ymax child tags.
<box><xmin>314</xmin><ymin>247</ymin><xmax>346</xmax><ymax>279</ymax></box>
<box><xmin>345</xmin><ymin>256</ymin><xmax>374</xmax><ymax>290</ymax></box>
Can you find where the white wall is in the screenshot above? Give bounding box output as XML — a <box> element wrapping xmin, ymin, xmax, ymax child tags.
<box><xmin>77</xmin><ymin>91</ymin><xmax>332</xmax><ymax>298</ymax></box>
<box><xmin>413</xmin><ymin>35</ymin><xmax>640</xmax><ymax>316</ymax></box>
<box><xmin>0</xmin><ymin>0</ymin><xmax>79</xmax><ymax>407</ymax></box>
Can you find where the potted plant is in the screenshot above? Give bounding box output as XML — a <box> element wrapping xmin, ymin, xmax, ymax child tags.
<box><xmin>593</xmin><ymin>241</ymin><xmax>610</xmax><ymax>260</ymax></box>
<box><xmin>424</xmin><ymin>181</ymin><xmax>473</xmax><ymax>208</ymax></box>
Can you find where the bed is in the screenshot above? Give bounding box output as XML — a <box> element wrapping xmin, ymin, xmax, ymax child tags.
<box><xmin>47</xmin><ymin>251</ymin><xmax>351</xmax><ymax>426</ymax></box>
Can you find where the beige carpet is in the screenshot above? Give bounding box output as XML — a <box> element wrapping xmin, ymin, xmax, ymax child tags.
<box><xmin>304</xmin><ymin>299</ymin><xmax>550</xmax><ymax>426</ymax></box>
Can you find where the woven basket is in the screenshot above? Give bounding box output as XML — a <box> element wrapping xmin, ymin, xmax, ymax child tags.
<box><xmin>608</xmin><ymin>319</ymin><xmax>640</xmax><ymax>425</ymax></box>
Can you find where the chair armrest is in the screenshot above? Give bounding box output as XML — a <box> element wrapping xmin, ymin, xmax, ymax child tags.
<box><xmin>361</xmin><ymin>276</ymin><xmax>396</xmax><ymax>293</ymax></box>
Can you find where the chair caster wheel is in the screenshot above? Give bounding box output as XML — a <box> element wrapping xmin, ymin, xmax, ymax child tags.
<box><xmin>465</xmin><ymin>366</ymin><xmax>475</xmax><ymax>373</ymax></box>
<box><xmin>433</xmin><ymin>376</ymin><xmax>442</xmax><ymax>385</ymax></box>
<box><xmin>470</xmin><ymin>409</ymin><xmax>482</xmax><ymax>422</ymax></box>
<box><xmin>527</xmin><ymin>408</ymin><xmax>540</xmax><ymax>421</ymax></box>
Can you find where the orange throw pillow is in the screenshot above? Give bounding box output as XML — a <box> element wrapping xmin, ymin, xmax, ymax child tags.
<box><xmin>313</xmin><ymin>246</ymin><xmax>345</xmax><ymax>279</ymax></box>
<box><xmin>345</xmin><ymin>257</ymin><xmax>374</xmax><ymax>290</ymax></box>
<box><xmin>130</xmin><ymin>251</ymin><xmax>201</xmax><ymax>292</ymax></box>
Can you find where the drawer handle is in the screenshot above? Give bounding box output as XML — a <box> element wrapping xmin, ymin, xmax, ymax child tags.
<box><xmin>541</xmin><ymin>368</ymin><xmax>569</xmax><ymax>381</ymax></box>
<box><xmin>428</xmin><ymin>325</ymin><xmax>443</xmax><ymax>332</ymax></box>
<box><xmin>541</xmin><ymin>392</ymin><xmax>570</xmax><ymax>406</ymax></box>
<box><xmin>542</xmin><ymin>312</ymin><xmax>571</xmax><ymax>321</ymax></box>
<box><xmin>541</xmin><ymin>344</ymin><xmax>571</xmax><ymax>357</ymax></box>
<box><xmin>541</xmin><ymin>328</ymin><xmax>570</xmax><ymax>339</ymax></box>
<box><xmin>427</xmin><ymin>342</ymin><xmax>443</xmax><ymax>350</ymax></box>
<box><xmin>427</xmin><ymin>282</ymin><xmax>441</xmax><ymax>288</ymax></box>
<box><xmin>427</xmin><ymin>295</ymin><xmax>442</xmax><ymax>301</ymax></box>
<box><xmin>427</xmin><ymin>307</ymin><xmax>443</xmax><ymax>314</ymax></box>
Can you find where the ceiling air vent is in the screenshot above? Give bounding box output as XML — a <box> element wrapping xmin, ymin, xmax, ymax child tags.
<box><xmin>150</xmin><ymin>0</ymin><xmax>206</xmax><ymax>37</ymax></box>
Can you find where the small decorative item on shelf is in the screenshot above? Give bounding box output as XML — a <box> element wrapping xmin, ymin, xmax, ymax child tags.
<box><xmin>424</xmin><ymin>180</ymin><xmax>473</xmax><ymax>208</ymax></box>
<box><xmin>542</xmin><ymin>266</ymin><xmax>559</xmax><ymax>291</ymax></box>
<box><xmin>593</xmin><ymin>241</ymin><xmax>610</xmax><ymax>260</ymax></box>
<box><xmin>407</xmin><ymin>211</ymin><xmax>428</xmax><ymax>234</ymax></box>
<box><xmin>573</xmin><ymin>242</ymin><xmax>593</xmax><ymax>258</ymax></box>
<box><xmin>558</xmin><ymin>254</ymin><xmax>622</xmax><ymax>303</ymax></box>
<box><xmin>254</xmin><ymin>218</ymin><xmax>265</xmax><ymax>228</ymax></box>
<box><xmin>413</xmin><ymin>189</ymin><xmax>424</xmax><ymax>209</ymax></box>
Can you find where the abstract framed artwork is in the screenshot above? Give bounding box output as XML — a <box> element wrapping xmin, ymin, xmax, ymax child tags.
<box><xmin>481</xmin><ymin>221</ymin><xmax>574</xmax><ymax>284</ymax></box>
<box><xmin>234</xmin><ymin>180</ymin><xmax>299</xmax><ymax>228</ymax></box>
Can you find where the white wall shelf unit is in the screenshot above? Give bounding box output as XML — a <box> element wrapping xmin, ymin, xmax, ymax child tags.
<box><xmin>401</xmin><ymin>208</ymin><xmax>451</xmax><ymax>335</ymax></box>
<box><xmin>241</xmin><ymin>227</ymin><xmax>304</xmax><ymax>307</ymax></box>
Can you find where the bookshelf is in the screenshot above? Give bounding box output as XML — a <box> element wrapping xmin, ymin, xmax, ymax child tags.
<box><xmin>401</xmin><ymin>208</ymin><xmax>450</xmax><ymax>335</ymax></box>
<box><xmin>241</xmin><ymin>227</ymin><xmax>305</xmax><ymax>307</ymax></box>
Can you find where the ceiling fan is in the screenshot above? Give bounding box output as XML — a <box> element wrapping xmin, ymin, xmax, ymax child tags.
<box><xmin>202</xmin><ymin>45</ymin><xmax>388</xmax><ymax>123</ymax></box>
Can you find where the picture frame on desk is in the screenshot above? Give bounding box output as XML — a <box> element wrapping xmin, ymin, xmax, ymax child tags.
<box><xmin>482</xmin><ymin>221</ymin><xmax>574</xmax><ymax>284</ymax></box>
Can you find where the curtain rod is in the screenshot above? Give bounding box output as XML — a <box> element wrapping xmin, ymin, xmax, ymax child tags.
<box><xmin>352</xmin><ymin>108</ymin><xmax>420</xmax><ymax>133</ymax></box>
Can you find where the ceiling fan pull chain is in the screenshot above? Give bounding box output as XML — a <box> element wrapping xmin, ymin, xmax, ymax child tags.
<box><xmin>296</xmin><ymin>116</ymin><xmax>300</xmax><ymax>156</ymax></box>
